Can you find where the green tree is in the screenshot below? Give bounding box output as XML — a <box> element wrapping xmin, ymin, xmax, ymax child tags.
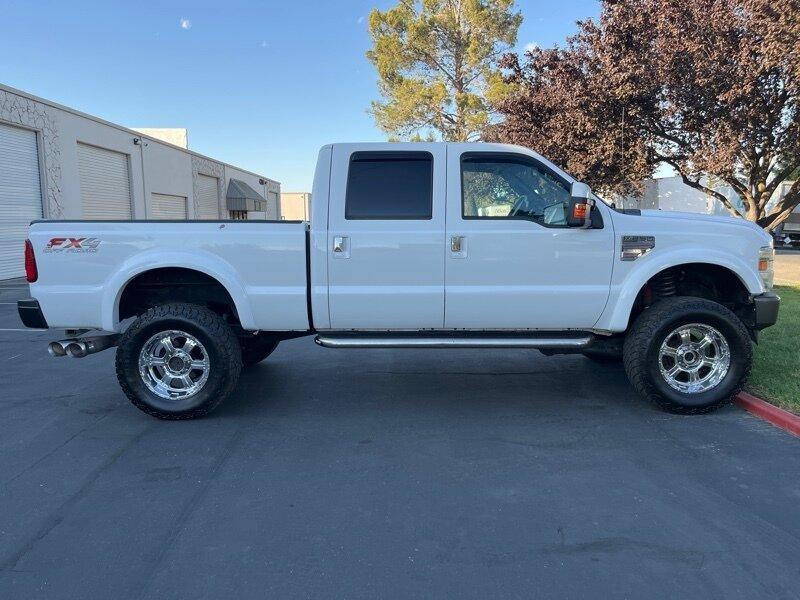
<box><xmin>367</xmin><ymin>0</ymin><xmax>521</xmax><ymax>142</ymax></box>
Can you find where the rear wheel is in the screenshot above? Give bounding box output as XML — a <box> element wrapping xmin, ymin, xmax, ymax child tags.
<box><xmin>623</xmin><ymin>297</ymin><xmax>752</xmax><ymax>414</ymax></box>
<box><xmin>116</xmin><ymin>303</ymin><xmax>242</xmax><ymax>420</ymax></box>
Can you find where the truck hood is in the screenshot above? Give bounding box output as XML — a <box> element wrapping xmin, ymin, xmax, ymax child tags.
<box><xmin>638</xmin><ymin>209</ymin><xmax>771</xmax><ymax>243</ymax></box>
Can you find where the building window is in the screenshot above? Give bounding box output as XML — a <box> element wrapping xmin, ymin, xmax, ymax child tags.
<box><xmin>229</xmin><ymin>210</ymin><xmax>248</xmax><ymax>220</ymax></box>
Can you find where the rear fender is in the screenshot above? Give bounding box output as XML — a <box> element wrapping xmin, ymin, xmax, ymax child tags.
<box><xmin>103</xmin><ymin>250</ymin><xmax>254</xmax><ymax>331</ymax></box>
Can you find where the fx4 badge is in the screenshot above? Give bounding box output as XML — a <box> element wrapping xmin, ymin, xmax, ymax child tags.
<box><xmin>45</xmin><ymin>237</ymin><xmax>101</xmax><ymax>253</ymax></box>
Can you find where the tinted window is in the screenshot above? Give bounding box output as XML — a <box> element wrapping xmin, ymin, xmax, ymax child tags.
<box><xmin>462</xmin><ymin>155</ymin><xmax>571</xmax><ymax>226</ymax></box>
<box><xmin>345</xmin><ymin>152</ymin><xmax>433</xmax><ymax>219</ymax></box>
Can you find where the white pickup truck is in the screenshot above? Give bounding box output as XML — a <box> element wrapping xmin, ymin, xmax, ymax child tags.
<box><xmin>18</xmin><ymin>143</ymin><xmax>779</xmax><ymax>419</ymax></box>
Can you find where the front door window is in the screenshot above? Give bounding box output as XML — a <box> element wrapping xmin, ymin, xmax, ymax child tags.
<box><xmin>461</xmin><ymin>155</ymin><xmax>572</xmax><ymax>226</ymax></box>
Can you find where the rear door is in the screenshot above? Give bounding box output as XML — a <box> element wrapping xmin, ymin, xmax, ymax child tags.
<box><xmin>327</xmin><ymin>144</ymin><xmax>446</xmax><ymax>329</ymax></box>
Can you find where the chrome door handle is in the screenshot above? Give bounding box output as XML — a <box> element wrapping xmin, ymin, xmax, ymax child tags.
<box><xmin>450</xmin><ymin>235</ymin><xmax>463</xmax><ymax>253</ymax></box>
<box><xmin>332</xmin><ymin>235</ymin><xmax>350</xmax><ymax>258</ymax></box>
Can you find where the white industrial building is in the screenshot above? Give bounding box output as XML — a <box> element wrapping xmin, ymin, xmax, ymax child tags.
<box><xmin>619</xmin><ymin>174</ymin><xmax>795</xmax><ymax>217</ymax></box>
<box><xmin>0</xmin><ymin>83</ymin><xmax>280</xmax><ymax>280</ymax></box>
<box><xmin>280</xmin><ymin>192</ymin><xmax>312</xmax><ymax>221</ymax></box>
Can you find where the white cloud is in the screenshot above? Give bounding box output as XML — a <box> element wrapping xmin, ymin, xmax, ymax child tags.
<box><xmin>524</xmin><ymin>42</ymin><xmax>540</xmax><ymax>53</ymax></box>
<box><xmin>357</xmin><ymin>15</ymin><xmax>365</xmax><ymax>24</ymax></box>
<box><xmin>179</xmin><ymin>17</ymin><xmax>191</xmax><ymax>30</ymax></box>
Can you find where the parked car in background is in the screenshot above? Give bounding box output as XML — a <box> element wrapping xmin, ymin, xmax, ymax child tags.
<box><xmin>774</xmin><ymin>206</ymin><xmax>800</xmax><ymax>247</ymax></box>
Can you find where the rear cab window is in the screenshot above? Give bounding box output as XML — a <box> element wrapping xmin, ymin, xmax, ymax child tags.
<box><xmin>345</xmin><ymin>152</ymin><xmax>433</xmax><ymax>220</ymax></box>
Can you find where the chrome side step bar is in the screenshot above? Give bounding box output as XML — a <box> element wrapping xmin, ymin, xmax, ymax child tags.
<box><xmin>315</xmin><ymin>334</ymin><xmax>593</xmax><ymax>349</ymax></box>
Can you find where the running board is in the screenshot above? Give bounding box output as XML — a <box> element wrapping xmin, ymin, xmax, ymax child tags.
<box><xmin>314</xmin><ymin>333</ymin><xmax>594</xmax><ymax>349</ymax></box>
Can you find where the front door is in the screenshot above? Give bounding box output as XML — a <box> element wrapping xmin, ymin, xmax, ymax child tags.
<box><xmin>444</xmin><ymin>147</ymin><xmax>614</xmax><ymax>330</ymax></box>
<box><xmin>327</xmin><ymin>144</ymin><xmax>447</xmax><ymax>329</ymax></box>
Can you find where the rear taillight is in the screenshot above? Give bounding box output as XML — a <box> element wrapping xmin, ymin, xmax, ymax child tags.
<box><xmin>24</xmin><ymin>239</ymin><xmax>38</xmax><ymax>282</ymax></box>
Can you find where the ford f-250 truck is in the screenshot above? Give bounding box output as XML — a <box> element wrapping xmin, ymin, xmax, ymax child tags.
<box><xmin>18</xmin><ymin>143</ymin><xmax>780</xmax><ymax>419</ymax></box>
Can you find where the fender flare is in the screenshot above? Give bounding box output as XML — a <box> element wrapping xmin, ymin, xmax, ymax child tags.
<box><xmin>598</xmin><ymin>247</ymin><xmax>762</xmax><ymax>332</ymax></box>
<box><xmin>101</xmin><ymin>249</ymin><xmax>255</xmax><ymax>331</ymax></box>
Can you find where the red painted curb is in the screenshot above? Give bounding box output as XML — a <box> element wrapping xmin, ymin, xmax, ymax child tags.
<box><xmin>734</xmin><ymin>392</ymin><xmax>800</xmax><ymax>438</ymax></box>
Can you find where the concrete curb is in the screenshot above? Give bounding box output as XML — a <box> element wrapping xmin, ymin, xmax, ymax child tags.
<box><xmin>735</xmin><ymin>392</ymin><xmax>800</xmax><ymax>438</ymax></box>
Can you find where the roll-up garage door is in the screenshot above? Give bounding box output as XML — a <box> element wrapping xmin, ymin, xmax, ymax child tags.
<box><xmin>151</xmin><ymin>193</ymin><xmax>187</xmax><ymax>219</ymax></box>
<box><xmin>196</xmin><ymin>174</ymin><xmax>219</xmax><ymax>219</ymax></box>
<box><xmin>0</xmin><ymin>123</ymin><xmax>43</xmax><ymax>280</ymax></box>
<box><xmin>77</xmin><ymin>143</ymin><xmax>132</xmax><ymax>219</ymax></box>
<box><xmin>267</xmin><ymin>191</ymin><xmax>279</xmax><ymax>220</ymax></box>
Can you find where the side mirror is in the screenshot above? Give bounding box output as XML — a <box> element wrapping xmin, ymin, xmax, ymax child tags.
<box><xmin>567</xmin><ymin>182</ymin><xmax>595</xmax><ymax>228</ymax></box>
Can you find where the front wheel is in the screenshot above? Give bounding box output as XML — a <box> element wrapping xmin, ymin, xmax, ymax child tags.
<box><xmin>623</xmin><ymin>297</ymin><xmax>752</xmax><ymax>414</ymax></box>
<box><xmin>115</xmin><ymin>303</ymin><xmax>242</xmax><ymax>420</ymax></box>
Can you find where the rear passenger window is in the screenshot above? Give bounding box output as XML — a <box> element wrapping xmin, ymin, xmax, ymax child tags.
<box><xmin>345</xmin><ymin>152</ymin><xmax>433</xmax><ymax>219</ymax></box>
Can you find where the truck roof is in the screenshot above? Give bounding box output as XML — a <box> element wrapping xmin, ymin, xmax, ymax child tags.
<box><xmin>323</xmin><ymin>142</ymin><xmax>575</xmax><ymax>184</ymax></box>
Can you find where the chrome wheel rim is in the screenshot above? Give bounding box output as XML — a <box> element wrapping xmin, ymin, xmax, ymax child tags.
<box><xmin>138</xmin><ymin>330</ymin><xmax>210</xmax><ymax>400</ymax></box>
<box><xmin>658</xmin><ymin>323</ymin><xmax>730</xmax><ymax>394</ymax></box>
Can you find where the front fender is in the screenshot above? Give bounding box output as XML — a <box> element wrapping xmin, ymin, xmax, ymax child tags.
<box><xmin>101</xmin><ymin>249</ymin><xmax>255</xmax><ymax>331</ymax></box>
<box><xmin>597</xmin><ymin>247</ymin><xmax>763</xmax><ymax>332</ymax></box>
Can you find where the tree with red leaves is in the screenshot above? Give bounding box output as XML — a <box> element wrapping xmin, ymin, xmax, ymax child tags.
<box><xmin>492</xmin><ymin>0</ymin><xmax>800</xmax><ymax>230</ymax></box>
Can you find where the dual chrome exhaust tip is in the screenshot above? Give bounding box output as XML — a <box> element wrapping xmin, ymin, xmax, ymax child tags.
<box><xmin>48</xmin><ymin>335</ymin><xmax>120</xmax><ymax>358</ymax></box>
<box><xmin>48</xmin><ymin>339</ymin><xmax>86</xmax><ymax>358</ymax></box>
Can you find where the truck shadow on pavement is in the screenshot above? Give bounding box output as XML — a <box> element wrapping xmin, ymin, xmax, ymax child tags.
<box><xmin>216</xmin><ymin>339</ymin><xmax>662</xmax><ymax>422</ymax></box>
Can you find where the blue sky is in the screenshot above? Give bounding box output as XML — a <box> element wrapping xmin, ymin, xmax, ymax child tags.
<box><xmin>0</xmin><ymin>0</ymin><xmax>600</xmax><ymax>191</ymax></box>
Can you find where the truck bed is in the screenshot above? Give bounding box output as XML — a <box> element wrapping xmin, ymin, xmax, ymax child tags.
<box><xmin>28</xmin><ymin>220</ymin><xmax>310</xmax><ymax>332</ymax></box>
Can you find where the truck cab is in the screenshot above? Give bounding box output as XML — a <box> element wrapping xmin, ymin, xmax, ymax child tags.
<box><xmin>310</xmin><ymin>143</ymin><xmax>614</xmax><ymax>332</ymax></box>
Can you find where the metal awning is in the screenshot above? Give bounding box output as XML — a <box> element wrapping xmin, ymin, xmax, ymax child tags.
<box><xmin>226</xmin><ymin>178</ymin><xmax>266</xmax><ymax>212</ymax></box>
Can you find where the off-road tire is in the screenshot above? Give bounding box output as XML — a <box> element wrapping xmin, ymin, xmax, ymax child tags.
<box><xmin>240</xmin><ymin>335</ymin><xmax>280</xmax><ymax>367</ymax></box>
<box><xmin>116</xmin><ymin>303</ymin><xmax>242</xmax><ymax>420</ymax></box>
<box><xmin>623</xmin><ymin>296</ymin><xmax>752</xmax><ymax>414</ymax></box>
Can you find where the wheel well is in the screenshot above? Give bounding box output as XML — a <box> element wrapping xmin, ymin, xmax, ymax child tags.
<box><xmin>118</xmin><ymin>268</ymin><xmax>239</xmax><ymax>325</ymax></box>
<box><xmin>630</xmin><ymin>263</ymin><xmax>752</xmax><ymax>327</ymax></box>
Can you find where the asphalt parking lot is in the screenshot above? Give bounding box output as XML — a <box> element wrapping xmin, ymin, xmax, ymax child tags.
<box><xmin>1</xmin><ymin>279</ymin><xmax>799</xmax><ymax>599</ymax></box>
